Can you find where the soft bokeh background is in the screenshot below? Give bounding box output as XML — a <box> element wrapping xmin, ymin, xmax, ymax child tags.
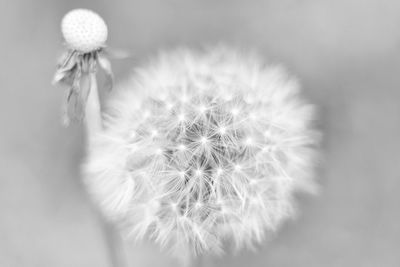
<box><xmin>1</xmin><ymin>0</ymin><xmax>399</xmax><ymax>266</ymax></box>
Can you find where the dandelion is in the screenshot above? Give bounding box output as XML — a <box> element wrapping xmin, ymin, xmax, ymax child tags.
<box><xmin>83</xmin><ymin>47</ymin><xmax>320</xmax><ymax>264</ymax></box>
<box><xmin>53</xmin><ymin>9</ymin><xmax>114</xmax><ymax>126</ymax></box>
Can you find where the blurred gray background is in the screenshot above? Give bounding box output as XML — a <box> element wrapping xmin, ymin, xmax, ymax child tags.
<box><xmin>1</xmin><ymin>0</ymin><xmax>399</xmax><ymax>266</ymax></box>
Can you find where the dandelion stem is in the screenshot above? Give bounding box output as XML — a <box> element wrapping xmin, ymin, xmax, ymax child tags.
<box><xmin>100</xmin><ymin>217</ymin><xmax>129</xmax><ymax>267</ymax></box>
<box><xmin>84</xmin><ymin>72</ymin><xmax>129</xmax><ymax>267</ymax></box>
<box><xmin>84</xmin><ymin>72</ymin><xmax>103</xmax><ymax>139</ymax></box>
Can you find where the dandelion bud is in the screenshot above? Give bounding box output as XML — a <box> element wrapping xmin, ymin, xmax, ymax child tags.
<box><xmin>61</xmin><ymin>9</ymin><xmax>108</xmax><ymax>53</ymax></box>
<box><xmin>54</xmin><ymin>9</ymin><xmax>114</xmax><ymax>126</ymax></box>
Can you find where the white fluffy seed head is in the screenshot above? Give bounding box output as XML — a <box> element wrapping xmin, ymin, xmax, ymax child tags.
<box><xmin>61</xmin><ymin>9</ymin><xmax>108</xmax><ymax>52</ymax></box>
<box><xmin>83</xmin><ymin>47</ymin><xmax>319</xmax><ymax>263</ymax></box>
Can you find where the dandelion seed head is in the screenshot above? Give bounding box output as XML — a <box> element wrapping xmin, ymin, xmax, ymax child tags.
<box><xmin>244</xmin><ymin>137</ymin><xmax>253</xmax><ymax>146</ymax></box>
<box><xmin>218</xmin><ymin>126</ymin><xmax>226</xmax><ymax>135</ymax></box>
<box><xmin>198</xmin><ymin>105</ymin><xmax>207</xmax><ymax>113</ymax></box>
<box><xmin>166</xmin><ymin>102</ymin><xmax>174</xmax><ymax>110</ymax></box>
<box><xmin>154</xmin><ymin>147</ymin><xmax>163</xmax><ymax>155</ymax></box>
<box><xmin>84</xmin><ymin>47</ymin><xmax>319</xmax><ymax>263</ymax></box>
<box><xmin>249</xmin><ymin>179</ymin><xmax>257</xmax><ymax>185</ymax></box>
<box><xmin>234</xmin><ymin>164</ymin><xmax>242</xmax><ymax>172</ymax></box>
<box><xmin>249</xmin><ymin>112</ymin><xmax>258</xmax><ymax>121</ymax></box>
<box><xmin>177</xmin><ymin>113</ymin><xmax>186</xmax><ymax>122</ymax></box>
<box><xmin>180</xmin><ymin>95</ymin><xmax>189</xmax><ymax>103</ymax></box>
<box><xmin>216</xmin><ymin>167</ymin><xmax>224</xmax><ymax>177</ymax></box>
<box><xmin>177</xmin><ymin>144</ymin><xmax>186</xmax><ymax>151</ymax></box>
<box><xmin>142</xmin><ymin>110</ymin><xmax>151</xmax><ymax>119</ymax></box>
<box><xmin>230</xmin><ymin>107</ymin><xmax>239</xmax><ymax>116</ymax></box>
<box><xmin>170</xmin><ymin>202</ymin><xmax>179</xmax><ymax>213</ymax></box>
<box><xmin>194</xmin><ymin>169</ymin><xmax>203</xmax><ymax>177</ymax></box>
<box><xmin>129</xmin><ymin>131</ymin><xmax>137</xmax><ymax>139</ymax></box>
<box><xmin>199</xmin><ymin>136</ymin><xmax>208</xmax><ymax>145</ymax></box>
<box><xmin>150</xmin><ymin>129</ymin><xmax>158</xmax><ymax>137</ymax></box>
<box><xmin>61</xmin><ymin>9</ymin><xmax>108</xmax><ymax>52</ymax></box>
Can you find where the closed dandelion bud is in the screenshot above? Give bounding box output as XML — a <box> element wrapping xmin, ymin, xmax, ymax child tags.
<box><xmin>54</xmin><ymin>9</ymin><xmax>114</xmax><ymax>126</ymax></box>
<box><xmin>83</xmin><ymin>47</ymin><xmax>319</xmax><ymax>264</ymax></box>
<box><xmin>61</xmin><ymin>9</ymin><xmax>108</xmax><ymax>53</ymax></box>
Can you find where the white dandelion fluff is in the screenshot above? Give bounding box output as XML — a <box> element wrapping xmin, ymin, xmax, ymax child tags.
<box><xmin>83</xmin><ymin>47</ymin><xmax>319</xmax><ymax>264</ymax></box>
